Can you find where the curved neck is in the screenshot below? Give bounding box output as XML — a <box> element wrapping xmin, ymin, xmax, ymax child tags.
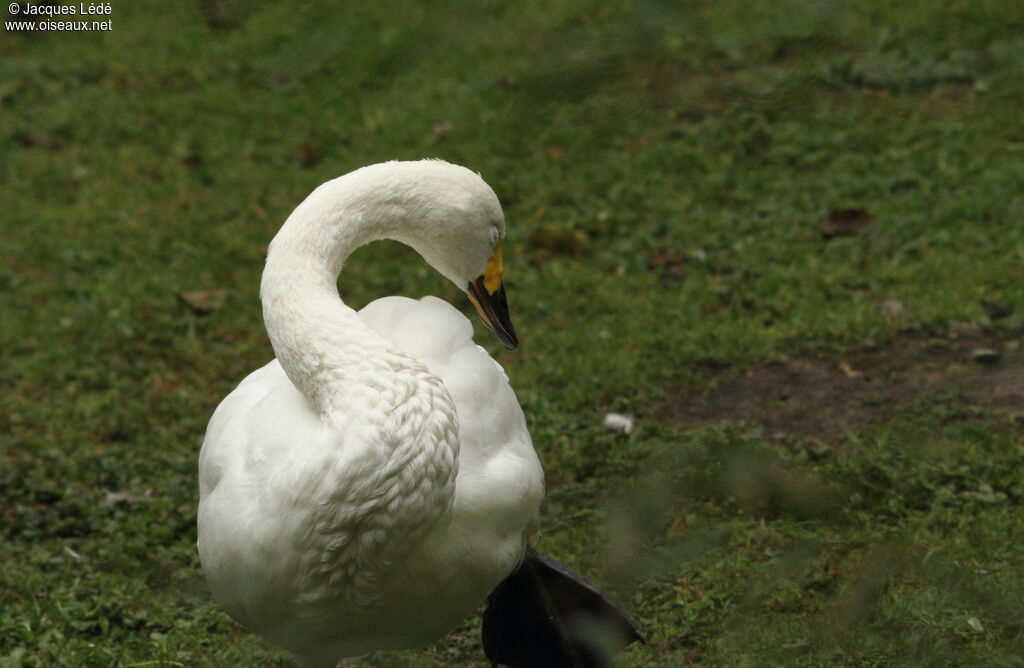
<box><xmin>257</xmin><ymin>165</ymin><xmax>468</xmax><ymax>605</ymax></box>
<box><xmin>259</xmin><ymin>176</ymin><xmax>411</xmax><ymax>418</ymax></box>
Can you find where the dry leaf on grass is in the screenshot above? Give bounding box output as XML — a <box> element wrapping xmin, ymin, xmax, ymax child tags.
<box><xmin>179</xmin><ymin>289</ymin><xmax>227</xmax><ymax>314</ymax></box>
<box><xmin>823</xmin><ymin>208</ymin><xmax>873</xmax><ymax>239</ymax></box>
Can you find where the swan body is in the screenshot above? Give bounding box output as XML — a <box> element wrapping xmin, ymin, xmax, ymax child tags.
<box><xmin>198</xmin><ymin>161</ymin><xmax>544</xmax><ymax>665</ymax></box>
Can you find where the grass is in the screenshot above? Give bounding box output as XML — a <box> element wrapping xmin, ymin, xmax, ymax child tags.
<box><xmin>3</xmin><ymin>0</ymin><xmax>1024</xmax><ymax>665</ymax></box>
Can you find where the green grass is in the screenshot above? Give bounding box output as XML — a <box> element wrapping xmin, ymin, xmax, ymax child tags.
<box><xmin>3</xmin><ymin>0</ymin><xmax>1024</xmax><ymax>665</ymax></box>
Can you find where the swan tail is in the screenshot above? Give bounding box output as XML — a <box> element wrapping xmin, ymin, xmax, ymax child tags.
<box><xmin>481</xmin><ymin>548</ymin><xmax>642</xmax><ymax>668</ymax></box>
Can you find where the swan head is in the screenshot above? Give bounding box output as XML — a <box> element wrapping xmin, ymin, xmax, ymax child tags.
<box><xmin>378</xmin><ymin>160</ymin><xmax>518</xmax><ymax>350</ymax></box>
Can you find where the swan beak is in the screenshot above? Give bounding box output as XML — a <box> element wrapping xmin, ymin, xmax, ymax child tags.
<box><xmin>467</xmin><ymin>277</ymin><xmax>518</xmax><ymax>350</ymax></box>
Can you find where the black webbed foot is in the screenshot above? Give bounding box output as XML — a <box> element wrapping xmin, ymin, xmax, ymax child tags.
<box><xmin>482</xmin><ymin>549</ymin><xmax>642</xmax><ymax>668</ymax></box>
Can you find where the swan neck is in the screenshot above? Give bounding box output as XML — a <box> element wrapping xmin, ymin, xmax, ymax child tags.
<box><xmin>254</xmin><ymin>166</ymin><xmax>464</xmax><ymax>607</ymax></box>
<box><xmin>259</xmin><ymin>179</ymin><xmax>401</xmax><ymax>416</ymax></box>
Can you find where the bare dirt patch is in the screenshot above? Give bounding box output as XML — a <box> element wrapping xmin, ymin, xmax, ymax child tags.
<box><xmin>661</xmin><ymin>331</ymin><xmax>1024</xmax><ymax>443</ymax></box>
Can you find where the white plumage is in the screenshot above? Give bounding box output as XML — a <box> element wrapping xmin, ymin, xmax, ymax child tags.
<box><xmin>197</xmin><ymin>161</ymin><xmax>544</xmax><ymax>667</ymax></box>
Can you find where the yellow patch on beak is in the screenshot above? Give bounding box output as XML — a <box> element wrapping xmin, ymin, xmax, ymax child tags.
<box><xmin>483</xmin><ymin>240</ymin><xmax>503</xmax><ymax>295</ymax></box>
<box><xmin>466</xmin><ymin>239</ymin><xmax>517</xmax><ymax>349</ymax></box>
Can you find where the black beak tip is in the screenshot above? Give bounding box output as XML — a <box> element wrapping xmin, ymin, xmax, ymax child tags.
<box><xmin>468</xmin><ymin>279</ymin><xmax>519</xmax><ymax>351</ymax></box>
<box><xmin>500</xmin><ymin>331</ymin><xmax>518</xmax><ymax>351</ymax></box>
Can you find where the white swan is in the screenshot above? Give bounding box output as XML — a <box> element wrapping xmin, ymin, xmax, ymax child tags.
<box><xmin>197</xmin><ymin>160</ymin><xmax>639</xmax><ymax>668</ymax></box>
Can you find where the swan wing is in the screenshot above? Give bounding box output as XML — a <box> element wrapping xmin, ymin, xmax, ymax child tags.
<box><xmin>198</xmin><ymin>296</ymin><xmax>543</xmax><ymax>657</ymax></box>
<box><xmin>198</xmin><ymin>360</ymin><xmax>425</xmax><ymax>631</ymax></box>
<box><xmin>359</xmin><ymin>296</ymin><xmax>544</xmax><ymax>571</ymax></box>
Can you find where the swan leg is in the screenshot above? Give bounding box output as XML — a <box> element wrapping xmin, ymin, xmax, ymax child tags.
<box><xmin>481</xmin><ymin>549</ymin><xmax>642</xmax><ymax>668</ymax></box>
